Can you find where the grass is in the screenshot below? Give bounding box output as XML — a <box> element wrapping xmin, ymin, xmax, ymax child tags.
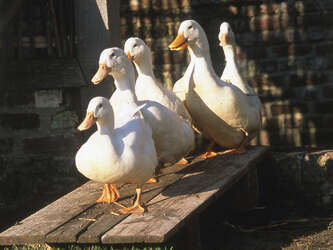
<box><xmin>4</xmin><ymin>244</ymin><xmax>174</xmax><ymax>250</ymax></box>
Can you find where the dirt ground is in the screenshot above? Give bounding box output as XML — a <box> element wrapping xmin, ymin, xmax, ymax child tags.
<box><xmin>203</xmin><ymin>212</ymin><xmax>333</xmax><ymax>249</ymax></box>
<box><xmin>199</xmin><ymin>193</ymin><xmax>333</xmax><ymax>250</ymax></box>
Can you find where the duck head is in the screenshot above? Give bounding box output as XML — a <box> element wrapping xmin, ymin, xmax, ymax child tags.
<box><xmin>78</xmin><ymin>96</ymin><xmax>114</xmax><ymax>131</ymax></box>
<box><xmin>91</xmin><ymin>47</ymin><xmax>133</xmax><ymax>85</ymax></box>
<box><xmin>124</xmin><ymin>37</ymin><xmax>151</xmax><ymax>63</ymax></box>
<box><xmin>169</xmin><ymin>20</ymin><xmax>210</xmax><ymax>58</ymax></box>
<box><xmin>168</xmin><ymin>20</ymin><xmax>204</xmax><ymax>51</ymax></box>
<box><xmin>218</xmin><ymin>22</ymin><xmax>235</xmax><ymax>47</ymax></box>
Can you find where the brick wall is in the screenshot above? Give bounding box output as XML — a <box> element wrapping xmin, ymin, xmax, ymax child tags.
<box><xmin>120</xmin><ymin>0</ymin><xmax>192</xmax><ymax>89</ymax></box>
<box><xmin>119</xmin><ymin>0</ymin><xmax>333</xmax><ymax>149</ymax></box>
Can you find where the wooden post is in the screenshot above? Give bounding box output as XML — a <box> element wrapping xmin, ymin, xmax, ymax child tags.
<box><xmin>225</xmin><ymin>167</ymin><xmax>259</xmax><ymax>211</ymax></box>
<box><xmin>95</xmin><ymin>0</ymin><xmax>121</xmax><ymax>46</ymax></box>
<box><xmin>75</xmin><ymin>0</ymin><xmax>121</xmax><ymax>116</ymax></box>
<box><xmin>107</xmin><ymin>0</ymin><xmax>121</xmax><ymax>47</ymax></box>
<box><xmin>173</xmin><ymin>215</ymin><xmax>202</xmax><ymax>250</ymax></box>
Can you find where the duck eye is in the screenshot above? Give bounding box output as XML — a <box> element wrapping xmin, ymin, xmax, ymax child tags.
<box><xmin>110</xmin><ymin>52</ymin><xmax>115</xmax><ymax>57</ymax></box>
<box><xmin>133</xmin><ymin>44</ymin><xmax>138</xmax><ymax>48</ymax></box>
<box><xmin>97</xmin><ymin>103</ymin><xmax>103</xmax><ymax>109</ymax></box>
<box><xmin>188</xmin><ymin>25</ymin><xmax>193</xmax><ymax>29</ymax></box>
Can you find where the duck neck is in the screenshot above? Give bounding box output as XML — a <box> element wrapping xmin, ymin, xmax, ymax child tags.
<box><xmin>188</xmin><ymin>33</ymin><xmax>220</xmax><ymax>83</ymax></box>
<box><xmin>96</xmin><ymin>113</ymin><xmax>114</xmax><ymax>135</ymax></box>
<box><xmin>134</xmin><ymin>52</ymin><xmax>154</xmax><ymax>77</ymax></box>
<box><xmin>188</xmin><ymin>34</ymin><xmax>211</xmax><ymax>61</ymax></box>
<box><xmin>222</xmin><ymin>44</ymin><xmax>254</xmax><ymax>94</ymax></box>
<box><xmin>112</xmin><ymin>65</ymin><xmax>138</xmax><ymax>104</ymax></box>
<box><xmin>222</xmin><ymin>44</ymin><xmax>238</xmax><ymax>68</ymax></box>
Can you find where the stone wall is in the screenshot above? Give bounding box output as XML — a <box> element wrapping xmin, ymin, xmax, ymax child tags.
<box><xmin>119</xmin><ymin>0</ymin><xmax>333</xmax><ymax>148</ymax></box>
<box><xmin>0</xmin><ymin>0</ymin><xmax>86</xmax><ymax>226</ymax></box>
<box><xmin>260</xmin><ymin>149</ymin><xmax>333</xmax><ymax>215</ymax></box>
<box><xmin>0</xmin><ymin>59</ymin><xmax>87</xmax><ymax>223</ymax></box>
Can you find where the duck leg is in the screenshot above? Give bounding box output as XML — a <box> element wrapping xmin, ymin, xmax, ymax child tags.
<box><xmin>96</xmin><ymin>184</ymin><xmax>120</xmax><ymax>203</ymax></box>
<box><xmin>196</xmin><ymin>140</ymin><xmax>218</xmax><ymax>159</ymax></box>
<box><xmin>145</xmin><ymin>163</ymin><xmax>162</xmax><ymax>184</ymax></box>
<box><xmin>119</xmin><ymin>186</ymin><xmax>145</xmax><ymax>214</ymax></box>
<box><xmin>221</xmin><ymin>129</ymin><xmax>249</xmax><ymax>155</ymax></box>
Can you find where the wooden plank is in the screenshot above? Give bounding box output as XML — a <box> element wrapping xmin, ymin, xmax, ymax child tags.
<box><xmin>76</xmin><ymin>184</ymin><xmax>170</xmax><ymax>243</ymax></box>
<box><xmin>0</xmin><ymin>162</ymin><xmax>189</xmax><ymax>245</ymax></box>
<box><xmin>46</xmin><ymin>164</ymin><xmax>189</xmax><ymax>244</ymax></box>
<box><xmin>101</xmin><ymin>146</ymin><xmax>268</xmax><ymax>244</ymax></box>
<box><xmin>45</xmin><ymin>182</ymin><xmax>137</xmax><ymax>243</ymax></box>
<box><xmin>0</xmin><ymin>146</ymin><xmax>268</xmax><ymax>245</ymax></box>
<box><xmin>0</xmin><ymin>181</ymin><xmax>103</xmax><ymax>245</ymax></box>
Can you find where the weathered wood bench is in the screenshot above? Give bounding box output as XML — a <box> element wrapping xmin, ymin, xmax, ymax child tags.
<box><xmin>0</xmin><ymin>146</ymin><xmax>268</xmax><ymax>248</ymax></box>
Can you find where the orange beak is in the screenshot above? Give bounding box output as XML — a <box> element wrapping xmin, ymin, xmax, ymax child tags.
<box><xmin>77</xmin><ymin>112</ymin><xmax>96</xmax><ymax>131</ymax></box>
<box><xmin>91</xmin><ymin>64</ymin><xmax>110</xmax><ymax>85</ymax></box>
<box><xmin>126</xmin><ymin>52</ymin><xmax>133</xmax><ymax>61</ymax></box>
<box><xmin>168</xmin><ymin>32</ymin><xmax>188</xmax><ymax>51</ymax></box>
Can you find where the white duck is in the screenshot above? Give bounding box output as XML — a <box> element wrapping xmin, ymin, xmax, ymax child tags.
<box><xmin>75</xmin><ymin>96</ymin><xmax>157</xmax><ymax>214</ymax></box>
<box><xmin>124</xmin><ymin>37</ymin><xmax>193</xmax><ymax>164</ymax></box>
<box><xmin>124</xmin><ymin>37</ymin><xmax>192</xmax><ymax>122</ymax></box>
<box><xmin>219</xmin><ymin>22</ymin><xmax>260</xmax><ymax>97</ymax></box>
<box><xmin>219</xmin><ymin>21</ymin><xmax>262</xmax><ymax>135</ymax></box>
<box><xmin>169</xmin><ymin>20</ymin><xmax>261</xmax><ymax>157</ymax></box>
<box><xmin>91</xmin><ymin>48</ymin><xmax>195</xmax><ymax>186</ymax></box>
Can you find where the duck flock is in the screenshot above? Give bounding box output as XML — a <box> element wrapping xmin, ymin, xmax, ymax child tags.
<box><xmin>75</xmin><ymin>20</ymin><xmax>262</xmax><ymax>215</ymax></box>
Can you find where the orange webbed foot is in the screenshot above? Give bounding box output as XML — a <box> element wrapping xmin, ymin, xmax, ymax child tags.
<box><xmin>196</xmin><ymin>151</ymin><xmax>218</xmax><ymax>159</ymax></box>
<box><xmin>145</xmin><ymin>177</ymin><xmax>158</xmax><ymax>184</ymax></box>
<box><xmin>119</xmin><ymin>186</ymin><xmax>145</xmax><ymax>214</ymax></box>
<box><xmin>195</xmin><ymin>139</ymin><xmax>218</xmax><ymax>159</ymax></box>
<box><xmin>96</xmin><ymin>184</ymin><xmax>120</xmax><ymax>203</ymax></box>
<box><xmin>119</xmin><ymin>204</ymin><xmax>145</xmax><ymax>214</ymax></box>
<box><xmin>220</xmin><ymin>146</ymin><xmax>246</xmax><ymax>155</ymax></box>
<box><xmin>175</xmin><ymin>157</ymin><xmax>188</xmax><ymax>165</ymax></box>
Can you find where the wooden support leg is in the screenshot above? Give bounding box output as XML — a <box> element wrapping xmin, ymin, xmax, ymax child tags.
<box><xmin>225</xmin><ymin>167</ymin><xmax>259</xmax><ymax>211</ymax></box>
<box><xmin>174</xmin><ymin>215</ymin><xmax>202</xmax><ymax>250</ymax></box>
